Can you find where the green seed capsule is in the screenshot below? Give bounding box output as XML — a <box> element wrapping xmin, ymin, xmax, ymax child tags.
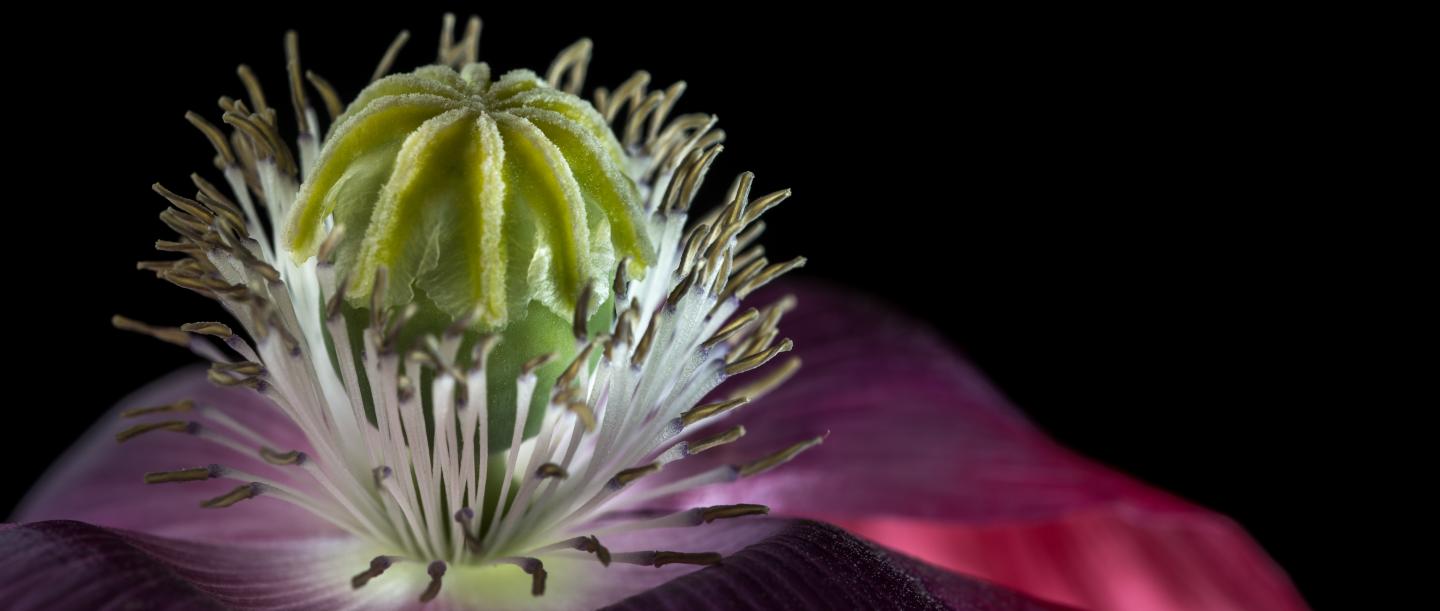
<box><xmin>285</xmin><ymin>63</ymin><xmax>652</xmax><ymax>330</ymax></box>
<box><xmin>285</xmin><ymin>63</ymin><xmax>655</xmax><ymax>448</ymax></box>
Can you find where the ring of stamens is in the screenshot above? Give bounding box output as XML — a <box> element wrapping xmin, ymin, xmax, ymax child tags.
<box><xmin>114</xmin><ymin>13</ymin><xmax>821</xmax><ymax>604</ymax></box>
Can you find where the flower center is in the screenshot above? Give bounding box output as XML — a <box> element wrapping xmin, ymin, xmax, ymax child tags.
<box><xmin>115</xmin><ymin>14</ymin><xmax>819</xmax><ymax>605</ymax></box>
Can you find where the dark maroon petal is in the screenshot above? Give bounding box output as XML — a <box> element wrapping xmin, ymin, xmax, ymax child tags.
<box><xmin>604</xmin><ymin>519</ymin><xmax>1072</xmax><ymax>611</ymax></box>
<box><xmin>0</xmin><ymin>520</ymin><xmax>364</xmax><ymax>610</ymax></box>
<box><xmin>658</xmin><ymin>279</ymin><xmax>1307</xmax><ymax>611</ymax></box>
<box><xmin>13</xmin><ymin>367</ymin><xmax>339</xmax><ymax>543</ymax></box>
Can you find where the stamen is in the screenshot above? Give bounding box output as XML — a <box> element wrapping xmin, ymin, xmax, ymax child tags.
<box><xmin>116</xmin><ymin>420</ymin><xmax>196</xmax><ymax>443</ymax></box>
<box><xmin>180</xmin><ymin>322</ymin><xmax>233</xmax><ymax>339</ymax></box>
<box><xmin>371</xmin><ymin>30</ymin><xmax>411</xmax><ymax>83</ymax></box>
<box><xmin>610</xmin><ymin>550</ymin><xmax>722</xmax><ymax>567</ymax></box>
<box><xmin>259</xmin><ymin>448</ymin><xmax>307</xmax><ymax>465</ymax></box>
<box><xmin>724</xmin><ymin>339</ymin><xmax>794</xmax><ymax>376</ymax></box>
<box><xmin>143</xmin><ymin>464</ymin><xmax>220</xmax><ymax>484</ymax></box>
<box><xmin>680</xmin><ymin>397</ymin><xmax>749</xmax><ymax>427</ymax></box>
<box><xmin>184</xmin><ymin>112</ymin><xmax>237</xmax><ymax>166</ymax></box>
<box><xmin>304</xmin><ymin>70</ymin><xmax>344</xmax><ymax>122</ymax></box>
<box><xmin>497</xmin><ymin>558</ymin><xmax>547</xmax><ymax>597</ymax></box>
<box><xmin>572</xmin><ymin>282</ymin><xmax>594</xmax><ymax>340</ymax></box>
<box><xmin>529</xmin><ymin>535</ymin><xmax>611</xmax><ymax>566</ymax></box>
<box><xmin>725</xmin><ymin>356</ymin><xmax>801</xmax><ymax>402</ymax></box>
<box><xmin>535</xmin><ymin>463</ymin><xmax>568</xmax><ymax>479</ymax></box>
<box><xmin>566</xmin><ymin>400</ymin><xmax>597</xmax><ymax>432</ymax></box>
<box><xmin>454</xmin><ymin>508</ymin><xmax>483</xmax><ymax>552</ymax></box>
<box><xmin>521</xmin><ymin>352</ymin><xmax>558</xmax><ymax>375</ymax></box>
<box><xmin>703</xmin><ymin>307</ymin><xmax>758</xmax><ymax>349</ymax></box>
<box><xmin>612</xmin><ymin>462</ymin><xmax>662</xmax><ymax>487</ymax></box>
<box><xmin>201</xmin><ymin>482</ymin><xmax>263</xmax><ymax>508</ymax></box>
<box><xmin>351</xmin><ymin>556</ymin><xmax>395</xmax><ymax>589</ymax></box>
<box><xmin>111</xmin><ymin>315</ymin><xmax>189</xmax><ymax>347</ymax></box>
<box><xmin>119</xmin><ymin>399</ymin><xmax>194</xmax><ymax>418</ymax></box>
<box><xmin>736</xmin><ymin>433</ymin><xmax>828</xmax><ymax>478</ymax></box>
<box><xmin>685</xmin><ymin>425</ymin><xmax>745</xmax><ymax>455</ymax></box>
<box><xmin>419</xmin><ymin>561</ymin><xmax>446</xmax><ymax>603</ymax></box>
<box><xmin>700</xmin><ymin>504</ymin><xmax>770</xmax><ymax>523</ymax></box>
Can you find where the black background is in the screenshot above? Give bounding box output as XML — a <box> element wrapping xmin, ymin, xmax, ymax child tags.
<box><xmin>4</xmin><ymin>5</ymin><xmax>1355</xmax><ymax>607</ymax></box>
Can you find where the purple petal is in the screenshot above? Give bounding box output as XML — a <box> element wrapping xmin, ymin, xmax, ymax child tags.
<box><xmin>661</xmin><ymin>279</ymin><xmax>1307</xmax><ymax>611</ymax></box>
<box><xmin>0</xmin><ymin>520</ymin><xmax>362</xmax><ymax>610</ymax></box>
<box><xmin>13</xmin><ymin>367</ymin><xmax>339</xmax><ymax>542</ymax></box>
<box><xmin>604</xmin><ymin>519</ymin><xmax>1071</xmax><ymax>611</ymax></box>
<box><xmin>0</xmin><ymin>519</ymin><xmax>1066</xmax><ymax>611</ymax></box>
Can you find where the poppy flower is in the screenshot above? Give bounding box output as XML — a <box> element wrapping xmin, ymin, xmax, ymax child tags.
<box><xmin>1</xmin><ymin>14</ymin><xmax>1307</xmax><ymax>611</ymax></box>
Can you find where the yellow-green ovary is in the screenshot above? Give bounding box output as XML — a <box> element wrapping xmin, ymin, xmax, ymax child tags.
<box><xmin>284</xmin><ymin>64</ymin><xmax>653</xmax><ymax>447</ymax></box>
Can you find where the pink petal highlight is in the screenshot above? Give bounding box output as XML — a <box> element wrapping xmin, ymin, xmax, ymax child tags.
<box><xmin>664</xmin><ymin>279</ymin><xmax>1307</xmax><ymax>611</ymax></box>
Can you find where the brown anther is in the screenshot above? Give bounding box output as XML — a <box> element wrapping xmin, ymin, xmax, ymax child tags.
<box><xmin>737</xmin><ymin>257</ymin><xmax>807</xmax><ymax>299</ymax></box>
<box><xmin>445</xmin><ymin>304</ymin><xmax>484</xmax><ymax>338</ymax></box>
<box><xmin>613</xmin><ymin>257</ymin><xmax>630</xmax><ymax>302</ymax></box>
<box><xmin>726</xmin><ymin>356</ymin><xmax>801</xmax><ymax>402</ymax></box>
<box><xmin>566</xmin><ymin>401</ymin><xmax>597</xmax><ymax>432</ymax></box>
<box><xmin>260</xmin><ymin>448</ymin><xmax>306</xmax><ymax>465</ymax></box>
<box><xmin>351</xmin><ymin>556</ymin><xmax>393</xmax><ymax>589</ymax></box>
<box><xmin>373</xmin><ymin>466</ymin><xmax>393</xmax><ymax>488</ymax></box>
<box><xmin>546</xmin><ymin>37</ymin><xmax>593</xmax><ymax>96</ymax></box>
<box><xmin>579</xmin><ymin>535</ymin><xmax>611</xmax><ymax>566</ymax></box>
<box><xmin>419</xmin><ymin>561</ymin><xmax>446</xmax><ymax>603</ymax></box>
<box><xmin>143</xmin><ymin>465</ymin><xmax>218</xmax><ymax>484</ymax></box>
<box><xmin>370</xmin><ymin>267</ymin><xmax>390</xmax><ymax>329</ymax></box>
<box><xmin>529</xmin><ymin>563</ymin><xmax>547</xmax><ymax>597</ymax></box>
<box><xmin>112</xmin><ymin>315</ymin><xmax>190</xmax><ymax>347</ymax></box>
<box><xmin>736</xmin><ymin>433</ymin><xmax>828</xmax><ymax>478</ymax></box>
<box><xmin>395</xmin><ymin>376</ymin><xmax>416</xmax><ymax>403</ymax></box>
<box><xmin>470</xmin><ymin>334</ymin><xmax>500</xmax><ymax>371</ymax></box>
<box><xmin>703</xmin><ymin>308</ymin><xmax>759</xmax><ymax>349</ymax></box>
<box><xmin>700</xmin><ymin>504</ymin><xmax>770</xmax><ymax>523</ymax></box>
<box><xmin>235</xmin><ymin>64</ymin><xmax>269</xmax><ymax>116</ymax></box>
<box><xmin>325</xmin><ymin>272</ymin><xmax>350</xmax><ymax>321</ymax></box>
<box><xmin>679</xmin><ymin>397</ymin><xmax>749</xmax><ymax>428</ymax></box>
<box><xmin>733</xmin><ymin>244</ymin><xmax>765</xmax><ymax>271</ymax></box>
<box><xmin>454</xmin><ymin>508</ymin><xmax>483</xmax><ymax>552</ymax></box>
<box><xmin>211</xmin><ymin>361</ymin><xmax>265</xmax><ymax>376</ymax></box>
<box><xmin>741</xmin><ymin>188</ymin><xmax>793</xmax><ymax>227</ymax></box>
<box><xmin>724</xmin><ymin>339</ymin><xmax>794</xmax><ymax>376</ymax></box>
<box><xmin>369</xmin><ymin>29</ymin><xmax>411</xmax><ymax>83</ymax></box>
<box><xmin>152</xmin><ymin>183</ymin><xmax>214</xmax><ymax>223</ymax></box>
<box><xmin>180</xmin><ymin>322</ymin><xmax>233</xmax><ymax>338</ymax></box>
<box><xmin>304</xmin><ymin>70</ymin><xmax>344</xmax><ymax>122</ymax></box>
<box><xmin>535</xmin><ymin>463</ymin><xmax>568</xmax><ymax>479</ymax></box>
<box><xmin>282</xmin><ymin>31</ymin><xmax>309</xmax><ymax>134</ymax></box>
<box><xmin>116</xmin><ymin>420</ymin><xmax>194</xmax><ymax>443</ymax></box>
<box><xmin>573</xmin><ymin>281</ymin><xmax>594</xmax><ymax>340</ymax></box>
<box><xmin>556</xmin><ymin>343</ymin><xmax>599</xmax><ymax>391</ymax></box>
<box><xmin>120</xmin><ymin>399</ymin><xmax>195</xmax><ymax>419</ymax></box>
<box><xmin>630</xmin><ymin>314</ymin><xmax>660</xmax><ymax>368</ymax></box>
<box><xmin>521</xmin><ymin>352</ymin><xmax>558</xmax><ymax>376</ymax></box>
<box><xmin>612</xmin><ymin>462</ymin><xmax>662</xmax><ymax>487</ymax></box>
<box><xmin>153</xmin><ymin>239</ymin><xmax>203</xmax><ymax>255</ymax></box>
<box><xmin>316</xmin><ymin>225</ymin><xmax>346</xmax><ymax>265</ymax></box>
<box><xmin>201</xmin><ymin>482</ymin><xmax>262</xmax><ymax>508</ymax></box>
<box><xmin>685</xmin><ymin>425</ymin><xmax>746</xmax><ymax>455</ymax></box>
<box><xmin>666</xmin><ymin>269</ymin><xmax>697</xmax><ymax>307</ymax></box>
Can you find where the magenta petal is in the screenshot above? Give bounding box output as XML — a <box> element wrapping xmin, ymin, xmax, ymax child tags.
<box><xmin>604</xmin><ymin>519</ymin><xmax>1071</xmax><ymax>611</ymax></box>
<box><xmin>13</xmin><ymin>367</ymin><xmax>339</xmax><ymax>542</ymax></box>
<box><xmin>666</xmin><ymin>279</ymin><xmax>1306</xmax><ymax>611</ymax></box>
<box><xmin>0</xmin><ymin>520</ymin><xmax>361</xmax><ymax>610</ymax></box>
